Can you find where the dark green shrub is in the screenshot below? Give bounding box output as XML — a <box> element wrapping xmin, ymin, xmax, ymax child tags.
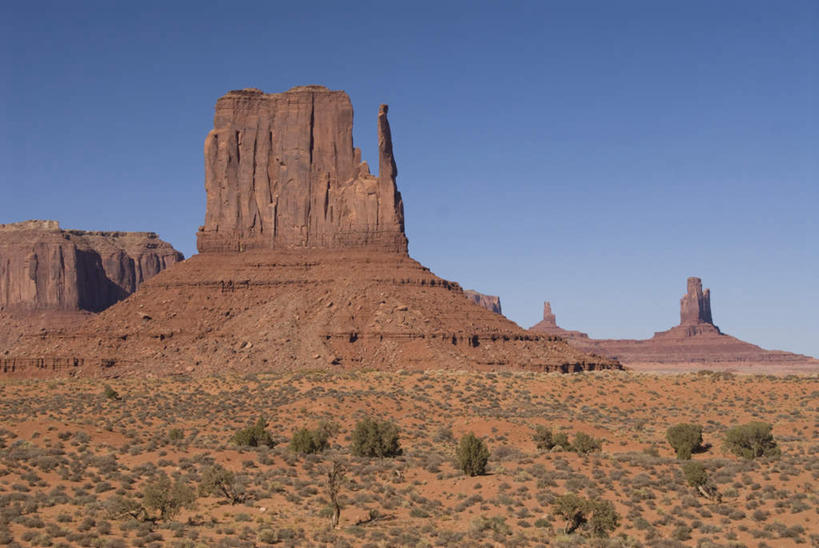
<box><xmin>456</xmin><ymin>433</ymin><xmax>490</xmax><ymax>476</ymax></box>
<box><xmin>142</xmin><ymin>475</ymin><xmax>195</xmax><ymax>521</ymax></box>
<box><xmin>682</xmin><ymin>461</ymin><xmax>720</xmax><ymax>500</ymax></box>
<box><xmin>199</xmin><ymin>464</ymin><xmax>245</xmax><ymax>504</ymax></box>
<box><xmin>533</xmin><ymin>426</ymin><xmax>568</xmax><ymax>451</ymax></box>
<box><xmin>571</xmin><ymin>432</ymin><xmax>602</xmax><ymax>454</ymax></box>
<box><xmin>666</xmin><ymin>423</ymin><xmax>703</xmax><ymax>459</ymax></box>
<box><xmin>682</xmin><ymin>461</ymin><xmax>708</xmax><ymax>487</ymax></box>
<box><xmin>588</xmin><ymin>499</ymin><xmax>619</xmax><ymax>538</ymax></box>
<box><xmin>552</xmin><ymin>494</ymin><xmax>619</xmax><ymax>537</ymax></box>
<box><xmin>231</xmin><ymin>417</ymin><xmax>275</xmax><ymax>448</ymax></box>
<box><xmin>552</xmin><ymin>493</ymin><xmax>589</xmax><ymax>534</ymax></box>
<box><xmin>350</xmin><ymin>418</ymin><xmax>401</xmax><ymax>458</ymax></box>
<box><xmin>724</xmin><ymin>422</ymin><xmax>780</xmax><ymax>459</ymax></box>
<box><xmin>103</xmin><ymin>385</ymin><xmax>120</xmax><ymax>400</ymax></box>
<box><xmin>290</xmin><ymin>427</ymin><xmax>329</xmax><ymax>454</ymax></box>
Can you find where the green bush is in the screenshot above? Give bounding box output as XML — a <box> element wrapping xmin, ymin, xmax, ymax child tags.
<box><xmin>142</xmin><ymin>475</ymin><xmax>195</xmax><ymax>521</ymax></box>
<box><xmin>724</xmin><ymin>422</ymin><xmax>780</xmax><ymax>460</ymax></box>
<box><xmin>103</xmin><ymin>385</ymin><xmax>120</xmax><ymax>400</ymax></box>
<box><xmin>571</xmin><ymin>432</ymin><xmax>602</xmax><ymax>454</ymax></box>
<box><xmin>456</xmin><ymin>433</ymin><xmax>490</xmax><ymax>476</ymax></box>
<box><xmin>351</xmin><ymin>418</ymin><xmax>402</xmax><ymax>458</ymax></box>
<box><xmin>666</xmin><ymin>423</ymin><xmax>703</xmax><ymax>459</ymax></box>
<box><xmin>682</xmin><ymin>461</ymin><xmax>708</xmax><ymax>487</ymax></box>
<box><xmin>231</xmin><ymin>417</ymin><xmax>275</xmax><ymax>448</ymax></box>
<box><xmin>290</xmin><ymin>427</ymin><xmax>329</xmax><ymax>454</ymax></box>
<box><xmin>552</xmin><ymin>493</ymin><xmax>619</xmax><ymax>537</ymax></box>
<box><xmin>681</xmin><ymin>461</ymin><xmax>720</xmax><ymax>500</ymax></box>
<box><xmin>199</xmin><ymin>464</ymin><xmax>245</xmax><ymax>504</ymax></box>
<box><xmin>533</xmin><ymin>426</ymin><xmax>569</xmax><ymax>451</ymax></box>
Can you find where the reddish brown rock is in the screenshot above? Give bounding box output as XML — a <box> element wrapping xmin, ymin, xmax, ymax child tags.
<box><xmin>4</xmin><ymin>86</ymin><xmax>620</xmax><ymax>378</ymax></box>
<box><xmin>197</xmin><ymin>86</ymin><xmax>406</xmax><ymax>254</ymax></box>
<box><xmin>530</xmin><ymin>301</ymin><xmax>589</xmax><ymax>339</ymax></box>
<box><xmin>536</xmin><ymin>277</ymin><xmax>818</xmax><ymax>371</ymax></box>
<box><xmin>0</xmin><ymin>220</ymin><xmax>183</xmax><ymax>313</ymax></box>
<box><xmin>463</xmin><ymin>290</ymin><xmax>502</xmax><ymax>315</ymax></box>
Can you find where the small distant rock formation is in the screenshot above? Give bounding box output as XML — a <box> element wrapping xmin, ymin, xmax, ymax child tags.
<box><xmin>197</xmin><ymin>86</ymin><xmax>406</xmax><ymax>254</ymax></box>
<box><xmin>530</xmin><ymin>301</ymin><xmax>589</xmax><ymax>339</ymax></box>
<box><xmin>463</xmin><ymin>290</ymin><xmax>502</xmax><ymax>315</ymax></box>
<box><xmin>536</xmin><ymin>277</ymin><xmax>818</xmax><ymax>371</ymax></box>
<box><xmin>0</xmin><ymin>220</ymin><xmax>183</xmax><ymax>313</ymax></box>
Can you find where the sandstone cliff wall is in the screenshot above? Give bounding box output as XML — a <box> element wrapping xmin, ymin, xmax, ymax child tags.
<box><xmin>197</xmin><ymin>86</ymin><xmax>407</xmax><ymax>253</ymax></box>
<box><xmin>0</xmin><ymin>220</ymin><xmax>183</xmax><ymax>312</ymax></box>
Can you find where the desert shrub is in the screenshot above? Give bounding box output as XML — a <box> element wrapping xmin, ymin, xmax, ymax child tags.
<box><xmin>553</xmin><ymin>431</ymin><xmax>570</xmax><ymax>449</ymax></box>
<box><xmin>103</xmin><ymin>385</ymin><xmax>121</xmax><ymax>400</ymax></box>
<box><xmin>724</xmin><ymin>422</ymin><xmax>780</xmax><ymax>460</ymax></box>
<box><xmin>456</xmin><ymin>433</ymin><xmax>490</xmax><ymax>476</ymax></box>
<box><xmin>571</xmin><ymin>432</ymin><xmax>602</xmax><ymax>454</ymax></box>
<box><xmin>532</xmin><ymin>426</ymin><xmax>554</xmax><ymax>451</ymax></box>
<box><xmin>666</xmin><ymin>423</ymin><xmax>703</xmax><ymax>459</ymax></box>
<box><xmin>231</xmin><ymin>417</ymin><xmax>275</xmax><ymax>448</ymax></box>
<box><xmin>351</xmin><ymin>418</ymin><xmax>401</xmax><ymax>458</ymax></box>
<box><xmin>552</xmin><ymin>494</ymin><xmax>619</xmax><ymax>537</ymax></box>
<box><xmin>290</xmin><ymin>424</ymin><xmax>331</xmax><ymax>455</ymax></box>
<box><xmin>587</xmin><ymin>499</ymin><xmax>619</xmax><ymax>538</ymax></box>
<box><xmin>682</xmin><ymin>461</ymin><xmax>708</xmax><ymax>487</ymax></box>
<box><xmin>142</xmin><ymin>474</ymin><xmax>196</xmax><ymax>521</ymax></box>
<box><xmin>533</xmin><ymin>426</ymin><xmax>569</xmax><ymax>451</ymax></box>
<box><xmin>199</xmin><ymin>464</ymin><xmax>245</xmax><ymax>504</ymax></box>
<box><xmin>682</xmin><ymin>461</ymin><xmax>720</xmax><ymax>500</ymax></box>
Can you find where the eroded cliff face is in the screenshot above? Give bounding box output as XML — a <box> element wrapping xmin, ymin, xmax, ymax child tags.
<box><xmin>463</xmin><ymin>290</ymin><xmax>502</xmax><ymax>315</ymax></box>
<box><xmin>197</xmin><ymin>86</ymin><xmax>407</xmax><ymax>254</ymax></box>
<box><xmin>0</xmin><ymin>220</ymin><xmax>183</xmax><ymax>312</ymax></box>
<box><xmin>680</xmin><ymin>277</ymin><xmax>714</xmax><ymax>326</ymax></box>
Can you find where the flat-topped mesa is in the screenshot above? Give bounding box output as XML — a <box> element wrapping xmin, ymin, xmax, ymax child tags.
<box><xmin>463</xmin><ymin>290</ymin><xmax>502</xmax><ymax>315</ymax></box>
<box><xmin>197</xmin><ymin>86</ymin><xmax>407</xmax><ymax>254</ymax></box>
<box><xmin>0</xmin><ymin>220</ymin><xmax>183</xmax><ymax>313</ymax></box>
<box><xmin>680</xmin><ymin>277</ymin><xmax>713</xmax><ymax>326</ymax></box>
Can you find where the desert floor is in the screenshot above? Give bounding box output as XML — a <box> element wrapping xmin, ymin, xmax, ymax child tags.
<box><xmin>0</xmin><ymin>368</ymin><xmax>816</xmax><ymax>547</ymax></box>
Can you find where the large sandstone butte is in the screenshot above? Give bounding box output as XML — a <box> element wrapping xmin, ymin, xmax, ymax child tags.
<box><xmin>197</xmin><ymin>86</ymin><xmax>406</xmax><ymax>254</ymax></box>
<box><xmin>3</xmin><ymin>86</ymin><xmax>619</xmax><ymax>377</ymax></box>
<box><xmin>0</xmin><ymin>220</ymin><xmax>182</xmax><ymax>312</ymax></box>
<box><xmin>531</xmin><ymin>278</ymin><xmax>818</xmax><ymax>373</ymax></box>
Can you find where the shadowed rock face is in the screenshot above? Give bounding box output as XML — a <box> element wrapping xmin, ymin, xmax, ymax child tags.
<box><xmin>463</xmin><ymin>290</ymin><xmax>502</xmax><ymax>315</ymax></box>
<box><xmin>0</xmin><ymin>220</ymin><xmax>183</xmax><ymax>313</ymax></box>
<box><xmin>197</xmin><ymin>86</ymin><xmax>407</xmax><ymax>254</ymax></box>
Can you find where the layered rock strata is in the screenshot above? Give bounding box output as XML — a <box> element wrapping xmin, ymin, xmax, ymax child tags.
<box><xmin>463</xmin><ymin>290</ymin><xmax>502</xmax><ymax>315</ymax></box>
<box><xmin>0</xmin><ymin>220</ymin><xmax>183</xmax><ymax>312</ymax></box>
<box><xmin>197</xmin><ymin>86</ymin><xmax>406</xmax><ymax>254</ymax></box>
<box><xmin>4</xmin><ymin>250</ymin><xmax>619</xmax><ymax>377</ymax></box>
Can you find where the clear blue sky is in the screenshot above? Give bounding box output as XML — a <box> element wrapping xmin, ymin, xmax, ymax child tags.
<box><xmin>1</xmin><ymin>1</ymin><xmax>817</xmax><ymax>357</ymax></box>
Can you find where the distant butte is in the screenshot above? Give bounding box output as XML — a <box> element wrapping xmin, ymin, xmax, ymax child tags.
<box><xmin>463</xmin><ymin>290</ymin><xmax>503</xmax><ymax>315</ymax></box>
<box><xmin>531</xmin><ymin>277</ymin><xmax>818</xmax><ymax>373</ymax></box>
<box><xmin>3</xmin><ymin>86</ymin><xmax>619</xmax><ymax>377</ymax></box>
